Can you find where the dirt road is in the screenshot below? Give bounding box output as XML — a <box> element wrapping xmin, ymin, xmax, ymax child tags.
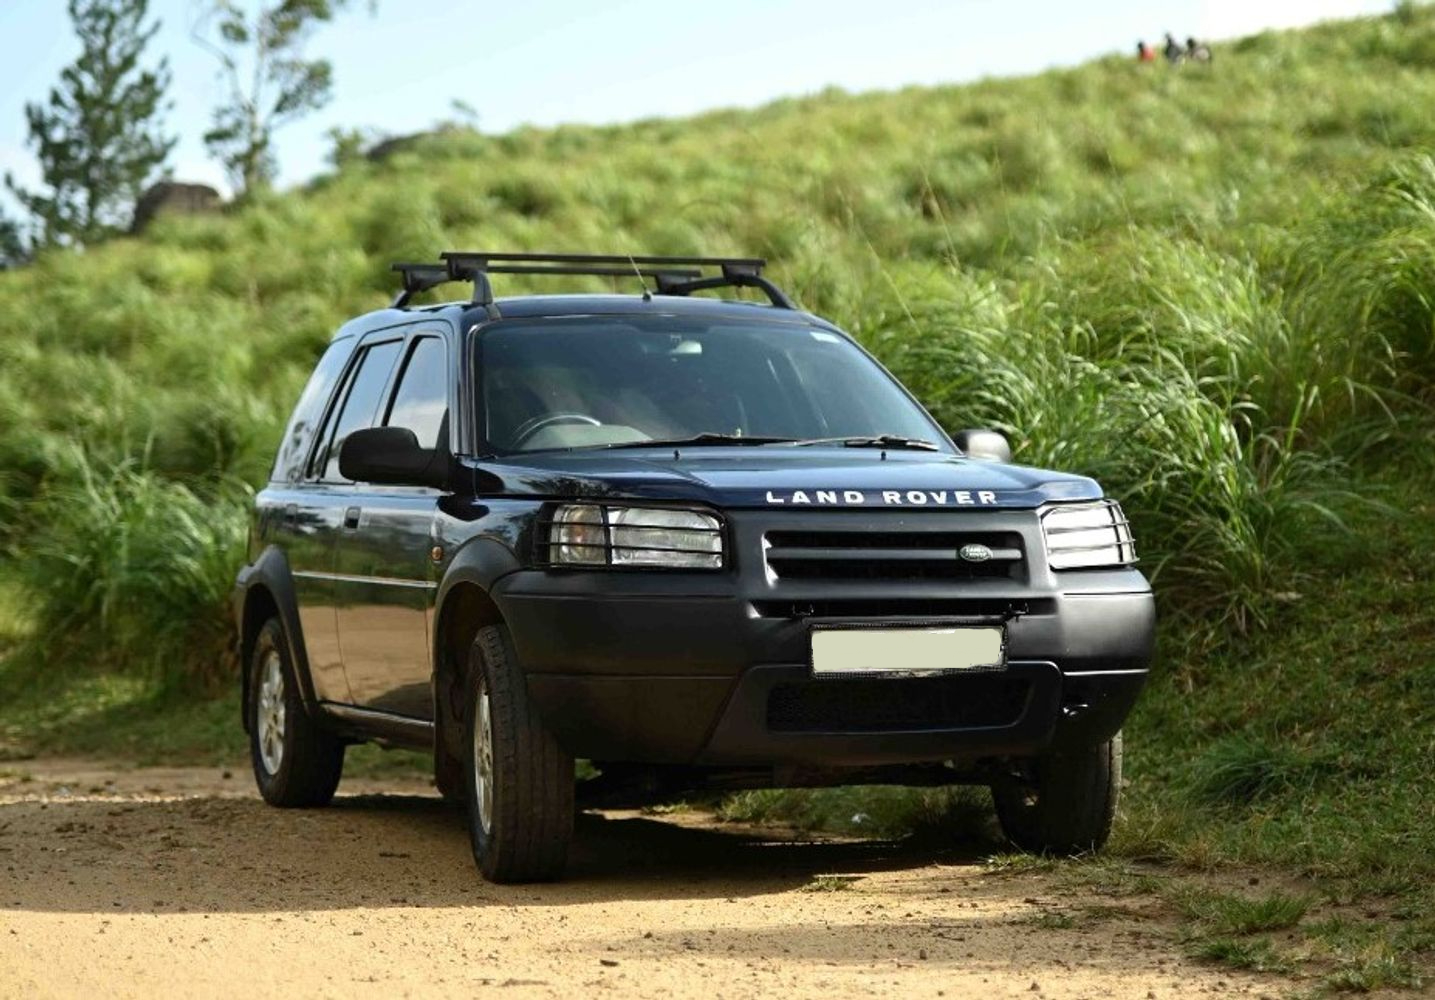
<box><xmin>0</xmin><ymin>760</ymin><xmax>1291</xmax><ymax>999</ymax></box>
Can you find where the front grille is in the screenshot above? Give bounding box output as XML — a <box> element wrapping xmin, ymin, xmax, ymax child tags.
<box><xmin>764</xmin><ymin>529</ymin><xmax>1023</xmax><ymax>582</ymax></box>
<box><xmin>766</xmin><ymin>674</ymin><xmax>1032</xmax><ymax>733</ymax></box>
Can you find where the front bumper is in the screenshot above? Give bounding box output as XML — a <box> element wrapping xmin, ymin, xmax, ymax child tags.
<box><xmin>494</xmin><ymin>573</ymin><xmax>1153</xmax><ymax>767</ymax></box>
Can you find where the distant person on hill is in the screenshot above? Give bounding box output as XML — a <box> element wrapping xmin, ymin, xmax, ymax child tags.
<box><xmin>1163</xmin><ymin>32</ymin><xmax>1184</xmax><ymax>64</ymax></box>
<box><xmin>1136</xmin><ymin>40</ymin><xmax>1155</xmax><ymax>62</ymax></box>
<box><xmin>1186</xmin><ymin>37</ymin><xmax>1213</xmax><ymax>63</ymax></box>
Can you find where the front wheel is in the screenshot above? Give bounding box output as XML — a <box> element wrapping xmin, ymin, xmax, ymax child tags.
<box><xmin>248</xmin><ymin>616</ymin><xmax>345</xmax><ymax>807</ymax></box>
<box><xmin>992</xmin><ymin>732</ymin><xmax>1122</xmax><ymax>855</ymax></box>
<box><xmin>464</xmin><ymin>624</ymin><xmax>574</xmax><ymax>882</ymax></box>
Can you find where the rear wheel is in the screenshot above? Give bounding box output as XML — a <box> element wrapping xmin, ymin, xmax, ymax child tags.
<box><xmin>248</xmin><ymin>617</ymin><xmax>345</xmax><ymax>807</ymax></box>
<box><xmin>463</xmin><ymin>624</ymin><xmax>574</xmax><ymax>882</ymax></box>
<box><xmin>992</xmin><ymin>732</ymin><xmax>1122</xmax><ymax>855</ymax></box>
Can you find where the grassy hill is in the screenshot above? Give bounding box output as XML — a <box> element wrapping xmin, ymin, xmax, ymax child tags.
<box><xmin>1</xmin><ymin>7</ymin><xmax>1434</xmax><ymax>988</ymax></box>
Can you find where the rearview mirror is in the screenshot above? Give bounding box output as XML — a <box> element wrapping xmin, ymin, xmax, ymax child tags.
<box><xmin>953</xmin><ymin>428</ymin><xmax>1012</xmax><ymax>463</ymax></box>
<box><xmin>339</xmin><ymin>426</ymin><xmax>450</xmax><ymax>488</ymax></box>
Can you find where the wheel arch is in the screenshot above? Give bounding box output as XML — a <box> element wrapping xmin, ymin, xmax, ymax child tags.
<box><xmin>431</xmin><ymin>537</ymin><xmax>522</xmax><ymax>764</ymax></box>
<box><xmin>236</xmin><ymin>546</ymin><xmax>319</xmax><ymax>731</ymax></box>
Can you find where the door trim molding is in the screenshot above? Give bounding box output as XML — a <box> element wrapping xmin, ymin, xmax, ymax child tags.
<box><xmin>293</xmin><ymin>570</ymin><xmax>438</xmax><ymax>590</ymax></box>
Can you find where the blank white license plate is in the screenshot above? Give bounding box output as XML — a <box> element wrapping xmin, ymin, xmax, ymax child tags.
<box><xmin>810</xmin><ymin>626</ymin><xmax>1006</xmax><ymax>677</ymax></box>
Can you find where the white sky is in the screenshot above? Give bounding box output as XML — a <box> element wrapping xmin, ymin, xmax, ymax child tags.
<box><xmin>0</xmin><ymin>0</ymin><xmax>1394</xmax><ymax>211</ymax></box>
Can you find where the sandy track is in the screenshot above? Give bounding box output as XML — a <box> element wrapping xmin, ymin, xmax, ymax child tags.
<box><xmin>0</xmin><ymin>760</ymin><xmax>1288</xmax><ymax>999</ymax></box>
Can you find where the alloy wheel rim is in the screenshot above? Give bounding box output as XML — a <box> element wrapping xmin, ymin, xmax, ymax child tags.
<box><xmin>257</xmin><ymin>650</ymin><xmax>286</xmax><ymax>775</ymax></box>
<box><xmin>474</xmin><ymin>684</ymin><xmax>495</xmax><ymax>835</ymax></box>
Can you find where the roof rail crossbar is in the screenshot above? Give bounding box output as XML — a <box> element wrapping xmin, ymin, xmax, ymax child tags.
<box><xmin>442</xmin><ymin>258</ymin><xmax>497</xmax><ymax>311</ymax></box>
<box><xmin>480</xmin><ymin>264</ymin><xmax>703</xmax><ymax>279</ymax></box>
<box><xmin>440</xmin><ymin>251</ymin><xmax>767</xmax><ymax>272</ymax></box>
<box><xmin>654</xmin><ymin>270</ymin><xmax>797</xmax><ymax>310</ymax></box>
<box><xmin>389</xmin><ymin>252</ymin><xmax>795</xmax><ymax>311</ymax></box>
<box><xmin>390</xmin><ymin>262</ymin><xmax>452</xmax><ymax>308</ymax></box>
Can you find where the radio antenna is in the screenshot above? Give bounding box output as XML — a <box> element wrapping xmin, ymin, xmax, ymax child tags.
<box><xmin>626</xmin><ymin>254</ymin><xmax>653</xmax><ymax>302</ymax></box>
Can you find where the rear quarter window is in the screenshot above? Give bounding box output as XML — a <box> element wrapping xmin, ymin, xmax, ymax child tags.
<box><xmin>270</xmin><ymin>338</ymin><xmax>354</xmax><ymax>484</ymax></box>
<box><xmin>316</xmin><ymin>339</ymin><xmax>404</xmax><ymax>482</ymax></box>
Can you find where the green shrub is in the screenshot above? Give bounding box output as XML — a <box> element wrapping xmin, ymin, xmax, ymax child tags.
<box><xmin>13</xmin><ymin>454</ymin><xmax>247</xmax><ymax>691</ymax></box>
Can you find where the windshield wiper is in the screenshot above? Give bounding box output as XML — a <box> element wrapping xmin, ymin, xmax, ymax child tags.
<box><xmin>600</xmin><ymin>433</ymin><xmax>799</xmax><ymax>450</ymax></box>
<box><xmin>780</xmin><ymin>434</ymin><xmax>941</xmax><ymax>451</ymax></box>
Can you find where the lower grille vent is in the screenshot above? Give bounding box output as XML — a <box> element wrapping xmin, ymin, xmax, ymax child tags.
<box><xmin>767</xmin><ymin>674</ymin><xmax>1032</xmax><ymax>733</ymax></box>
<box><xmin>751</xmin><ymin>598</ymin><xmax>1055</xmax><ymax>620</ymax></box>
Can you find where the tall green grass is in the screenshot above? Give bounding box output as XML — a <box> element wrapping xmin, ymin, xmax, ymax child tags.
<box><xmin>0</xmin><ymin>7</ymin><xmax>1432</xmax><ymax>683</ymax></box>
<box><xmin>7</xmin><ymin>452</ymin><xmax>247</xmax><ymax>691</ymax></box>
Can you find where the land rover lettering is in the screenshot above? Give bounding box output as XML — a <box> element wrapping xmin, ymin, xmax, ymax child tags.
<box><xmin>763</xmin><ymin>489</ymin><xmax>1000</xmax><ymax>506</ymax></box>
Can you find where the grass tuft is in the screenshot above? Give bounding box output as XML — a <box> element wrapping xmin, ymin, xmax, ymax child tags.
<box><xmin>1325</xmin><ymin>954</ymin><xmax>1423</xmax><ymax>993</ymax></box>
<box><xmin>1175</xmin><ymin>889</ymin><xmax>1312</xmax><ymax>936</ymax></box>
<box><xmin>1190</xmin><ymin>936</ymin><xmax>1294</xmax><ymax>973</ymax></box>
<box><xmin>1189</xmin><ymin>736</ymin><xmax>1335</xmax><ymax>806</ymax></box>
<box><xmin>801</xmin><ymin>874</ymin><xmax>862</xmax><ymax>893</ymax></box>
<box><xmin>1021</xmin><ymin>911</ymin><xmax>1078</xmax><ymax>930</ymax></box>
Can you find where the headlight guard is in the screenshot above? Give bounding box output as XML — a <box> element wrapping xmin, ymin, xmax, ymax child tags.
<box><xmin>1040</xmin><ymin>500</ymin><xmax>1138</xmax><ymax>570</ymax></box>
<box><xmin>541</xmin><ymin>503</ymin><xmax>725</xmax><ymax>570</ymax></box>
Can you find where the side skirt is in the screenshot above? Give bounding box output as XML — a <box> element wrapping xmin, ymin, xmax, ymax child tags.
<box><xmin>319</xmin><ymin>702</ymin><xmax>435</xmax><ymax>751</ymax></box>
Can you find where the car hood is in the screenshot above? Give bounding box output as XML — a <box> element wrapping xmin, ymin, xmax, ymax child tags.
<box><xmin>472</xmin><ymin>446</ymin><xmax>1102</xmax><ymax>510</ymax></box>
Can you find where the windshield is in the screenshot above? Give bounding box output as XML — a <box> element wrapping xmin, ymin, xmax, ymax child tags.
<box><xmin>477</xmin><ymin>316</ymin><xmax>950</xmax><ymax>454</ymax></box>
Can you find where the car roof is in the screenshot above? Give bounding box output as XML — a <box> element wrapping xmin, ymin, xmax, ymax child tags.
<box><xmin>332</xmin><ymin>294</ymin><xmax>833</xmax><ymax>341</ymax></box>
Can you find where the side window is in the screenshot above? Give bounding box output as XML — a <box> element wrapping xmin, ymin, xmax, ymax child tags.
<box><xmin>271</xmin><ymin>339</ymin><xmax>353</xmax><ymax>483</ymax></box>
<box><xmin>384</xmin><ymin>336</ymin><xmax>449</xmax><ymax>450</ymax></box>
<box><xmin>316</xmin><ymin>339</ymin><xmax>403</xmax><ymax>482</ymax></box>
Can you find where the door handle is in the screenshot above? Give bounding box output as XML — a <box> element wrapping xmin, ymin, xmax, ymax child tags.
<box><xmin>343</xmin><ymin>506</ymin><xmax>361</xmax><ymax>530</ymax></box>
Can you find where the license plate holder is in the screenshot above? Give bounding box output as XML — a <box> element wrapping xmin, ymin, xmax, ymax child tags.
<box><xmin>809</xmin><ymin>623</ymin><xmax>1007</xmax><ymax>678</ymax></box>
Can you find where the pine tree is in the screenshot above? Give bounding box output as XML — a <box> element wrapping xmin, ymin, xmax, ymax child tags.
<box><xmin>0</xmin><ymin>208</ymin><xmax>26</xmax><ymax>269</ymax></box>
<box><xmin>5</xmin><ymin>0</ymin><xmax>175</xmax><ymax>248</ymax></box>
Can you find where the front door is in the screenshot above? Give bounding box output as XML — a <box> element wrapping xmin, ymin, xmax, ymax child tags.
<box><xmin>333</xmin><ymin>332</ymin><xmax>451</xmax><ymax>719</ymax></box>
<box><xmin>303</xmin><ymin>332</ymin><xmax>406</xmax><ymax>707</ymax></box>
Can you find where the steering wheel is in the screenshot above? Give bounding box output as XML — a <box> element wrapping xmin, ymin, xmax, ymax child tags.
<box><xmin>512</xmin><ymin>412</ymin><xmax>603</xmax><ymax>447</ymax></box>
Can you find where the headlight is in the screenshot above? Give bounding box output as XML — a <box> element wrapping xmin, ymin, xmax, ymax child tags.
<box><xmin>545</xmin><ymin>504</ymin><xmax>724</xmax><ymax>569</ymax></box>
<box><xmin>1040</xmin><ymin>500</ymin><xmax>1137</xmax><ymax>569</ymax></box>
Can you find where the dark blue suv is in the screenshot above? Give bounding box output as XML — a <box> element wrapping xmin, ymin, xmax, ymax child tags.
<box><xmin>233</xmin><ymin>253</ymin><xmax>1153</xmax><ymax>883</ymax></box>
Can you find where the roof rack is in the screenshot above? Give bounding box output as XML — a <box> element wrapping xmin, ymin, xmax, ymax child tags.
<box><xmin>390</xmin><ymin>252</ymin><xmax>795</xmax><ymax>310</ymax></box>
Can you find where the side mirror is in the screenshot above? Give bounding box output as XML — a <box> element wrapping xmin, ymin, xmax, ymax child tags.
<box><xmin>339</xmin><ymin>426</ymin><xmax>450</xmax><ymax>488</ymax></box>
<box><xmin>953</xmin><ymin>428</ymin><xmax>1012</xmax><ymax>463</ymax></box>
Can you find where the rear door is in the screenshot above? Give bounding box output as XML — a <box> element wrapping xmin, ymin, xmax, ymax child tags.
<box><xmin>333</xmin><ymin>329</ymin><xmax>452</xmax><ymax>719</ymax></box>
<box><xmin>266</xmin><ymin>338</ymin><xmax>355</xmax><ymax>705</ymax></box>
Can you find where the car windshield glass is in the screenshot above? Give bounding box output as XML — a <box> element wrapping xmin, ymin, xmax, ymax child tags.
<box><xmin>478</xmin><ymin>316</ymin><xmax>949</xmax><ymax>454</ymax></box>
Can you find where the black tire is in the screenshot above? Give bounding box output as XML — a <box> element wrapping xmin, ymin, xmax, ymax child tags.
<box><xmin>992</xmin><ymin>732</ymin><xmax>1122</xmax><ymax>855</ymax></box>
<box><xmin>463</xmin><ymin>624</ymin><xmax>574</xmax><ymax>883</ymax></box>
<box><xmin>248</xmin><ymin>616</ymin><xmax>345</xmax><ymax>808</ymax></box>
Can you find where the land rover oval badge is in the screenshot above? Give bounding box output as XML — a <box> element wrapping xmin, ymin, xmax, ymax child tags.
<box><xmin>959</xmin><ymin>543</ymin><xmax>993</xmax><ymax>563</ymax></box>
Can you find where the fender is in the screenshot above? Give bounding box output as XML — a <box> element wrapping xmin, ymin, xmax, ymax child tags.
<box><xmin>432</xmin><ymin>534</ymin><xmax>525</xmax><ymax>647</ymax></box>
<box><xmin>234</xmin><ymin>545</ymin><xmax>322</xmax><ymax>728</ymax></box>
<box><xmin>428</xmin><ymin>534</ymin><xmax>526</xmax><ymax>761</ymax></box>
